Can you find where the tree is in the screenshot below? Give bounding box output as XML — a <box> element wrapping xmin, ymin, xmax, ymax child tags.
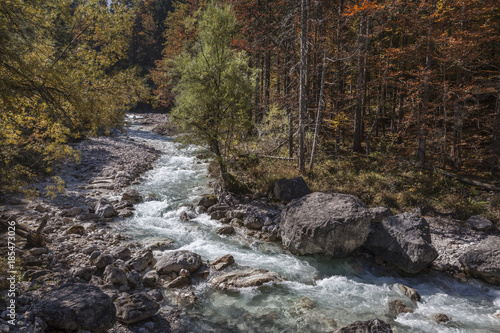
<box><xmin>0</xmin><ymin>0</ymin><xmax>148</xmax><ymax>194</ymax></box>
<box><xmin>298</xmin><ymin>0</ymin><xmax>309</xmax><ymax>173</ymax></box>
<box><xmin>170</xmin><ymin>3</ymin><xmax>257</xmax><ymax>172</ymax></box>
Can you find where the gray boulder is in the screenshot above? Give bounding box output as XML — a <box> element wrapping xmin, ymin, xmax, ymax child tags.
<box><xmin>459</xmin><ymin>236</ymin><xmax>500</xmax><ymax>285</ymax></box>
<box><xmin>333</xmin><ymin>319</ymin><xmax>392</xmax><ymax>333</ymax></box>
<box><xmin>155</xmin><ymin>250</ymin><xmax>202</xmax><ymax>275</ymax></box>
<box><xmin>274</xmin><ymin>177</ymin><xmax>311</xmax><ymax>202</ymax></box>
<box><xmin>95</xmin><ymin>198</ymin><xmax>116</xmax><ymax>218</ymax></box>
<box><xmin>466</xmin><ymin>215</ymin><xmax>494</xmax><ymax>231</ymax></box>
<box><xmin>128</xmin><ymin>250</ymin><xmax>154</xmax><ymax>272</ymax></box>
<box><xmin>281</xmin><ymin>192</ymin><xmax>371</xmax><ymax>257</ymax></box>
<box><xmin>211</xmin><ymin>254</ymin><xmax>235</xmax><ymax>271</ymax></box>
<box><xmin>103</xmin><ymin>265</ymin><xmax>128</xmax><ymax>286</ymax></box>
<box><xmin>364</xmin><ymin>213</ymin><xmax>438</xmax><ymax>274</ymax></box>
<box><xmin>38</xmin><ymin>283</ymin><xmax>116</xmax><ymax>331</ymax></box>
<box><xmin>114</xmin><ymin>293</ymin><xmax>159</xmax><ymax>324</ymax></box>
<box><xmin>243</xmin><ymin>215</ymin><xmax>265</xmax><ymax>230</ymax></box>
<box><xmin>142</xmin><ymin>270</ymin><xmax>160</xmax><ymax>288</ymax></box>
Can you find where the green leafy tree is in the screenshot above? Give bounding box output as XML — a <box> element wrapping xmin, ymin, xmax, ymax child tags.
<box><xmin>171</xmin><ymin>3</ymin><xmax>256</xmax><ymax>172</ymax></box>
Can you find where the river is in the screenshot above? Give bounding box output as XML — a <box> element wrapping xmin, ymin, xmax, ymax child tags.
<box><xmin>117</xmin><ymin>117</ymin><xmax>500</xmax><ymax>332</ymax></box>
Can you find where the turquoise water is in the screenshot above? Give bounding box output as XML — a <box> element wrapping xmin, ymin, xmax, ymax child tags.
<box><xmin>119</xmin><ymin>118</ymin><xmax>500</xmax><ymax>332</ymax></box>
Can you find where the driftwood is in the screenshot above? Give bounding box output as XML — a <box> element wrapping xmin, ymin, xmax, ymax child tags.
<box><xmin>0</xmin><ymin>214</ymin><xmax>48</xmax><ymax>247</ymax></box>
<box><xmin>260</xmin><ymin>155</ymin><xmax>297</xmax><ymax>161</ymax></box>
<box><xmin>398</xmin><ymin>157</ymin><xmax>500</xmax><ymax>191</ymax></box>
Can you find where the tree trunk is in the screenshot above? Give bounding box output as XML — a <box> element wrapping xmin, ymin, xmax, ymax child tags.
<box><xmin>417</xmin><ymin>32</ymin><xmax>433</xmax><ymax>166</ymax></box>
<box><xmin>309</xmin><ymin>50</ymin><xmax>327</xmax><ymax>171</ymax></box>
<box><xmin>353</xmin><ymin>15</ymin><xmax>366</xmax><ymax>153</ymax></box>
<box><xmin>298</xmin><ymin>0</ymin><xmax>309</xmax><ymax>173</ymax></box>
<box><xmin>491</xmin><ymin>91</ymin><xmax>500</xmax><ymax>175</ymax></box>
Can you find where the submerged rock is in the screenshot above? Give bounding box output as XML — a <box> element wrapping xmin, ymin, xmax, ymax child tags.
<box><xmin>395</xmin><ymin>284</ymin><xmax>421</xmax><ymax>302</ymax></box>
<box><xmin>333</xmin><ymin>319</ymin><xmax>393</xmax><ymax>333</ymax></box>
<box><xmin>274</xmin><ymin>177</ymin><xmax>311</xmax><ymax>202</ymax></box>
<box><xmin>388</xmin><ymin>300</ymin><xmax>413</xmax><ymax>317</ymax></box>
<box><xmin>281</xmin><ymin>192</ymin><xmax>370</xmax><ymax>257</ymax></box>
<box><xmin>364</xmin><ymin>213</ymin><xmax>438</xmax><ymax>274</ymax></box>
<box><xmin>209</xmin><ymin>268</ymin><xmax>283</xmax><ymax>290</ymax></box>
<box><xmin>433</xmin><ymin>313</ymin><xmax>451</xmax><ymax>323</ymax></box>
<box><xmin>459</xmin><ymin>236</ymin><xmax>500</xmax><ymax>285</ymax></box>
<box><xmin>37</xmin><ymin>283</ymin><xmax>116</xmax><ymax>331</ymax></box>
<box><xmin>155</xmin><ymin>250</ymin><xmax>202</xmax><ymax>275</ymax></box>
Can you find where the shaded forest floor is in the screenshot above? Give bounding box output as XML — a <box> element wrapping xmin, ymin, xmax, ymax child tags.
<box><xmin>231</xmin><ymin>152</ymin><xmax>500</xmax><ymax>224</ymax></box>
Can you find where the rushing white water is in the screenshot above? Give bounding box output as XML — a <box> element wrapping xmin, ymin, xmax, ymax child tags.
<box><xmin>120</xmin><ymin>118</ymin><xmax>500</xmax><ymax>333</ymax></box>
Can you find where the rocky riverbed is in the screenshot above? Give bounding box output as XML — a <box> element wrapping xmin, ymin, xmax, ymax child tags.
<box><xmin>0</xmin><ymin>113</ymin><xmax>499</xmax><ymax>333</ymax></box>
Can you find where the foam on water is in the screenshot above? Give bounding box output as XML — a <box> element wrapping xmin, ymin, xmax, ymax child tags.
<box><xmin>119</xmin><ymin>121</ymin><xmax>500</xmax><ymax>332</ymax></box>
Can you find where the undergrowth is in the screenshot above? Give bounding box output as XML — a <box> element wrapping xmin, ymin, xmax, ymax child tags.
<box><xmin>230</xmin><ymin>151</ymin><xmax>500</xmax><ymax>222</ymax></box>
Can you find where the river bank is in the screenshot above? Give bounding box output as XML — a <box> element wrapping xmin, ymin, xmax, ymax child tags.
<box><xmin>0</xmin><ymin>113</ymin><xmax>499</xmax><ymax>333</ymax></box>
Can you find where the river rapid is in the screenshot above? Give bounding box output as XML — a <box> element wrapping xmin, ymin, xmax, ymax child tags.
<box><xmin>118</xmin><ymin>117</ymin><xmax>500</xmax><ymax>333</ymax></box>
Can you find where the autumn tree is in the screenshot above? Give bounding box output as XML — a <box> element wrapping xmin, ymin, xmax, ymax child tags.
<box><xmin>0</xmin><ymin>0</ymin><xmax>148</xmax><ymax>194</ymax></box>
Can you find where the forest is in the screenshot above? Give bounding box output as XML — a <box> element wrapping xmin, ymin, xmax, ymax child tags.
<box><xmin>1</xmin><ymin>0</ymin><xmax>499</xmax><ymax>220</ymax></box>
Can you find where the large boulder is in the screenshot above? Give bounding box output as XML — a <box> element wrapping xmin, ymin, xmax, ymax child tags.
<box><xmin>38</xmin><ymin>283</ymin><xmax>116</xmax><ymax>332</ymax></box>
<box><xmin>154</xmin><ymin>250</ymin><xmax>202</xmax><ymax>275</ymax></box>
<box><xmin>114</xmin><ymin>293</ymin><xmax>159</xmax><ymax>324</ymax></box>
<box><xmin>459</xmin><ymin>236</ymin><xmax>500</xmax><ymax>285</ymax></box>
<box><xmin>274</xmin><ymin>177</ymin><xmax>311</xmax><ymax>202</ymax></box>
<box><xmin>364</xmin><ymin>213</ymin><xmax>438</xmax><ymax>274</ymax></box>
<box><xmin>95</xmin><ymin>198</ymin><xmax>116</xmax><ymax>218</ymax></box>
<box><xmin>280</xmin><ymin>192</ymin><xmax>371</xmax><ymax>257</ymax></box>
<box><xmin>466</xmin><ymin>215</ymin><xmax>494</xmax><ymax>231</ymax></box>
<box><xmin>333</xmin><ymin>319</ymin><xmax>393</xmax><ymax>333</ymax></box>
<box><xmin>210</xmin><ymin>268</ymin><xmax>282</xmax><ymax>290</ymax></box>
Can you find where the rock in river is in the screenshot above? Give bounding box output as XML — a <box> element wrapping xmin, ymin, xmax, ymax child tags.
<box><xmin>280</xmin><ymin>192</ymin><xmax>371</xmax><ymax>257</ymax></box>
<box><xmin>155</xmin><ymin>250</ymin><xmax>202</xmax><ymax>275</ymax></box>
<box><xmin>333</xmin><ymin>319</ymin><xmax>393</xmax><ymax>333</ymax></box>
<box><xmin>364</xmin><ymin>212</ymin><xmax>438</xmax><ymax>274</ymax></box>
<box><xmin>210</xmin><ymin>268</ymin><xmax>283</xmax><ymax>290</ymax></box>
<box><xmin>37</xmin><ymin>283</ymin><xmax>116</xmax><ymax>332</ymax></box>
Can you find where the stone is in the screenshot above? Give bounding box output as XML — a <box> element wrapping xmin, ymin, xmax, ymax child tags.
<box><xmin>368</xmin><ymin>206</ymin><xmax>393</xmax><ymax>223</ymax></box>
<box><xmin>122</xmin><ymin>189</ymin><xmax>143</xmax><ymax>203</ymax></box>
<box><xmin>128</xmin><ymin>250</ymin><xmax>154</xmax><ymax>272</ymax></box>
<box><xmin>281</xmin><ymin>192</ymin><xmax>371</xmax><ymax>257</ymax></box>
<box><xmin>273</xmin><ymin>177</ymin><xmax>311</xmax><ymax>203</ymax></box>
<box><xmin>91</xmin><ymin>254</ymin><xmax>113</xmax><ymax>269</ymax></box>
<box><xmin>364</xmin><ymin>212</ymin><xmax>438</xmax><ymax>274</ymax></box>
<box><xmin>177</xmin><ymin>291</ymin><xmax>198</xmax><ymax>307</ymax></box>
<box><xmin>226</xmin><ymin>210</ymin><xmax>246</xmax><ymax>219</ymax></box>
<box><xmin>142</xmin><ymin>270</ymin><xmax>160</xmax><ymax>288</ymax></box>
<box><xmin>433</xmin><ymin>313</ymin><xmax>451</xmax><ymax>323</ymax></box>
<box><xmin>67</xmin><ymin>225</ymin><xmax>85</xmax><ymax>235</ymax></box>
<box><xmin>179</xmin><ymin>268</ymin><xmax>190</xmax><ymax>277</ymax></box>
<box><xmin>72</xmin><ymin>266</ymin><xmax>96</xmax><ymax>282</ymax></box>
<box><xmin>180</xmin><ymin>211</ymin><xmax>195</xmax><ymax>221</ymax></box>
<box><xmin>198</xmin><ymin>194</ymin><xmax>217</xmax><ymax>209</ymax></box>
<box><xmin>395</xmin><ymin>284</ymin><xmax>421</xmax><ymax>302</ymax></box>
<box><xmin>38</xmin><ymin>283</ymin><xmax>116</xmax><ymax>331</ymax></box>
<box><xmin>165</xmin><ymin>276</ymin><xmax>191</xmax><ymax>289</ymax></box>
<box><xmin>333</xmin><ymin>319</ymin><xmax>393</xmax><ymax>333</ymax></box>
<box><xmin>127</xmin><ymin>270</ymin><xmax>142</xmax><ymax>289</ymax></box>
<box><xmin>67</xmin><ymin>207</ymin><xmax>84</xmax><ymax>216</ymax></box>
<box><xmin>459</xmin><ymin>236</ymin><xmax>500</xmax><ymax>285</ymax></box>
<box><xmin>209</xmin><ymin>268</ymin><xmax>283</xmax><ymax>290</ymax></box>
<box><xmin>29</xmin><ymin>247</ymin><xmax>48</xmax><ymax>256</ymax></box>
<box><xmin>112</xmin><ymin>246</ymin><xmax>132</xmax><ymax>260</ymax></box>
<box><xmin>211</xmin><ymin>254</ymin><xmax>235</xmax><ymax>271</ymax></box>
<box><xmin>466</xmin><ymin>215</ymin><xmax>494</xmax><ymax>231</ymax></box>
<box><xmin>103</xmin><ymin>265</ymin><xmax>128</xmax><ymax>286</ymax></box>
<box><xmin>146</xmin><ymin>239</ymin><xmax>174</xmax><ymax>251</ymax></box>
<box><xmin>217</xmin><ymin>226</ymin><xmax>235</xmax><ymax>235</ymax></box>
<box><xmin>210</xmin><ymin>210</ymin><xmax>226</xmax><ymax>220</ymax></box>
<box><xmin>118</xmin><ymin>209</ymin><xmax>134</xmax><ymax>218</ymax></box>
<box><xmin>388</xmin><ymin>300</ymin><xmax>413</xmax><ymax>317</ymax></box>
<box><xmin>243</xmin><ymin>215</ymin><xmax>265</xmax><ymax>230</ymax></box>
<box><xmin>95</xmin><ymin>199</ymin><xmax>116</xmax><ymax>218</ymax></box>
<box><xmin>155</xmin><ymin>250</ymin><xmax>202</xmax><ymax>275</ymax></box>
<box><xmin>114</xmin><ymin>293</ymin><xmax>159</xmax><ymax>324</ymax></box>
<box><xmin>207</xmin><ymin>204</ymin><xmax>230</xmax><ymax>214</ymax></box>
